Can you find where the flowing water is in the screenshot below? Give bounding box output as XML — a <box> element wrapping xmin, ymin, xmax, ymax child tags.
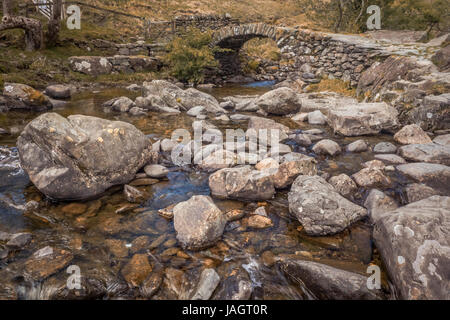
<box><xmin>0</xmin><ymin>82</ymin><xmax>399</xmax><ymax>300</ymax></box>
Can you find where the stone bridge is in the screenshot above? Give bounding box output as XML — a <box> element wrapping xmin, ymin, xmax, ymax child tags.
<box><xmin>210</xmin><ymin>22</ymin><xmax>384</xmax><ymax>85</ymax></box>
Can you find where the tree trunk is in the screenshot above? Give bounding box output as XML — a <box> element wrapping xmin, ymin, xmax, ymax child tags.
<box><xmin>334</xmin><ymin>0</ymin><xmax>344</xmax><ymax>32</ymax></box>
<box><xmin>2</xmin><ymin>0</ymin><xmax>12</xmax><ymax>17</ymax></box>
<box><xmin>45</xmin><ymin>0</ymin><xmax>62</xmax><ymax>47</ymax></box>
<box><xmin>0</xmin><ymin>15</ymin><xmax>43</xmax><ymax>51</ymax></box>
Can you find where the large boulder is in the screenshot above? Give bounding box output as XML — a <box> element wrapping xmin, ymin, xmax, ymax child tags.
<box><xmin>398</xmin><ymin>143</ymin><xmax>450</xmax><ymax>165</ymax></box>
<box><xmin>209</xmin><ymin>166</ymin><xmax>275</xmax><ymax>201</ymax></box>
<box><xmin>173</xmin><ymin>195</ymin><xmax>226</xmax><ymax>250</ymax></box>
<box><xmin>373</xmin><ymin>196</ymin><xmax>450</xmax><ymax>299</ymax></box>
<box><xmin>328</xmin><ymin>102</ymin><xmax>399</xmax><ymax>136</ymax></box>
<box><xmin>2</xmin><ymin>83</ymin><xmax>52</xmax><ymax>111</ymax></box>
<box><xmin>254</xmin><ymin>87</ymin><xmax>301</xmax><ymax>115</ymax></box>
<box><xmin>17</xmin><ymin>113</ymin><xmax>152</xmax><ymax>200</ymax></box>
<box><xmin>356</xmin><ymin>56</ymin><xmax>418</xmax><ymax>98</ymax></box>
<box><xmin>411</xmin><ymin>93</ymin><xmax>450</xmax><ymax>131</ymax></box>
<box><xmin>278</xmin><ymin>259</ymin><xmax>383</xmax><ymax>300</ymax></box>
<box><xmin>142</xmin><ymin>80</ymin><xmax>225</xmax><ymax>114</ymax></box>
<box><xmin>288</xmin><ymin>175</ymin><xmax>367</xmax><ymax>236</ymax></box>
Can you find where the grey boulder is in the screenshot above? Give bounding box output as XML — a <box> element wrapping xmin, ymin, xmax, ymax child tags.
<box><xmin>255</xmin><ymin>87</ymin><xmax>301</xmax><ymax>115</ymax></box>
<box><xmin>288</xmin><ymin>175</ymin><xmax>367</xmax><ymax>235</ymax></box>
<box><xmin>17</xmin><ymin>113</ymin><xmax>152</xmax><ymax>200</ymax></box>
<box><xmin>173</xmin><ymin>195</ymin><xmax>226</xmax><ymax>250</ymax></box>
<box><xmin>373</xmin><ymin>196</ymin><xmax>450</xmax><ymax>299</ymax></box>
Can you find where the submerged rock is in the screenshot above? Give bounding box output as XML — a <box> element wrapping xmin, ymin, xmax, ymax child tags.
<box><xmin>6</xmin><ymin>233</ymin><xmax>32</xmax><ymax>250</ymax></box>
<box><xmin>209</xmin><ymin>166</ymin><xmax>275</xmax><ymax>201</ymax></box>
<box><xmin>191</xmin><ymin>268</ymin><xmax>220</xmax><ymax>300</ymax></box>
<box><xmin>24</xmin><ymin>246</ymin><xmax>73</xmax><ymax>281</ymax></box>
<box><xmin>278</xmin><ymin>259</ymin><xmax>383</xmax><ymax>300</ymax></box>
<box><xmin>173</xmin><ymin>195</ymin><xmax>226</xmax><ymax>250</ymax></box>
<box><xmin>247</xmin><ymin>214</ymin><xmax>273</xmax><ymax>229</ymax></box>
<box><xmin>373</xmin><ymin>196</ymin><xmax>450</xmax><ymax>299</ymax></box>
<box><xmin>123</xmin><ymin>184</ymin><xmax>144</xmax><ymax>203</ymax></box>
<box><xmin>288</xmin><ymin>175</ymin><xmax>367</xmax><ymax>235</ymax></box>
<box><xmin>121</xmin><ymin>254</ymin><xmax>152</xmax><ymax>287</ymax></box>
<box><xmin>212</xmin><ymin>266</ymin><xmax>252</xmax><ymax>300</ymax></box>
<box><xmin>17</xmin><ymin>113</ymin><xmax>152</xmax><ymax>200</ymax></box>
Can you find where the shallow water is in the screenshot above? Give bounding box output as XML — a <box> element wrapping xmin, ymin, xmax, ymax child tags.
<box><xmin>0</xmin><ymin>83</ymin><xmax>397</xmax><ymax>300</ymax></box>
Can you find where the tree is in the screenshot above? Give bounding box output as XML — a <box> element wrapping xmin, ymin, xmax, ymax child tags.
<box><xmin>296</xmin><ymin>0</ymin><xmax>449</xmax><ymax>34</ymax></box>
<box><xmin>46</xmin><ymin>0</ymin><xmax>62</xmax><ymax>47</ymax></box>
<box><xmin>163</xmin><ymin>28</ymin><xmax>219</xmax><ymax>84</ymax></box>
<box><xmin>0</xmin><ymin>0</ymin><xmax>43</xmax><ymax>51</ymax></box>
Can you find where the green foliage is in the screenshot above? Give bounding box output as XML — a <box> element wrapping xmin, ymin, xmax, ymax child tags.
<box><xmin>163</xmin><ymin>28</ymin><xmax>219</xmax><ymax>84</ymax></box>
<box><xmin>243</xmin><ymin>59</ymin><xmax>260</xmax><ymax>74</ymax></box>
<box><xmin>0</xmin><ymin>74</ymin><xmax>4</xmax><ymax>91</ymax></box>
<box><xmin>382</xmin><ymin>0</ymin><xmax>449</xmax><ymax>34</ymax></box>
<box><xmin>295</xmin><ymin>0</ymin><xmax>449</xmax><ymax>34</ymax></box>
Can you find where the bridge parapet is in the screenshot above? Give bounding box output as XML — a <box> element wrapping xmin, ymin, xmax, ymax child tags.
<box><xmin>211</xmin><ymin>23</ymin><xmax>384</xmax><ymax>86</ymax></box>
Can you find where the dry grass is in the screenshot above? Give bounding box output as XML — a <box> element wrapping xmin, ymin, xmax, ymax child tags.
<box><xmin>84</xmin><ymin>0</ymin><xmax>307</xmax><ymax>25</ymax></box>
<box><xmin>307</xmin><ymin>78</ymin><xmax>356</xmax><ymax>97</ymax></box>
<box><xmin>242</xmin><ymin>38</ymin><xmax>281</xmax><ymax>61</ymax></box>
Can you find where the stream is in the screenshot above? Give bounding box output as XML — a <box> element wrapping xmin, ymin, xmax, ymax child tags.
<box><xmin>0</xmin><ymin>82</ymin><xmax>400</xmax><ymax>300</ymax></box>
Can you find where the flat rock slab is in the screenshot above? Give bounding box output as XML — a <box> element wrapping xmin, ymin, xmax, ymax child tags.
<box><xmin>398</xmin><ymin>143</ymin><xmax>450</xmax><ymax>166</ymax></box>
<box><xmin>24</xmin><ymin>246</ymin><xmax>73</xmax><ymax>281</ymax></box>
<box><xmin>278</xmin><ymin>259</ymin><xmax>383</xmax><ymax>300</ymax></box>
<box><xmin>396</xmin><ymin>163</ymin><xmax>450</xmax><ymax>192</ymax></box>
<box><xmin>328</xmin><ymin>102</ymin><xmax>399</xmax><ymax>136</ymax></box>
<box><xmin>373</xmin><ymin>196</ymin><xmax>450</xmax><ymax>299</ymax></box>
<box><xmin>288</xmin><ymin>175</ymin><xmax>367</xmax><ymax>235</ymax></box>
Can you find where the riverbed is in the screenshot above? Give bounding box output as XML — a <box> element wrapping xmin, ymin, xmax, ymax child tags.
<box><xmin>0</xmin><ymin>82</ymin><xmax>400</xmax><ymax>300</ymax></box>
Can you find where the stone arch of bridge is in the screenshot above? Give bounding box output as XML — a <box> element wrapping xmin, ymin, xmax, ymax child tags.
<box><xmin>210</xmin><ymin>23</ymin><xmax>282</xmax><ymax>78</ymax></box>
